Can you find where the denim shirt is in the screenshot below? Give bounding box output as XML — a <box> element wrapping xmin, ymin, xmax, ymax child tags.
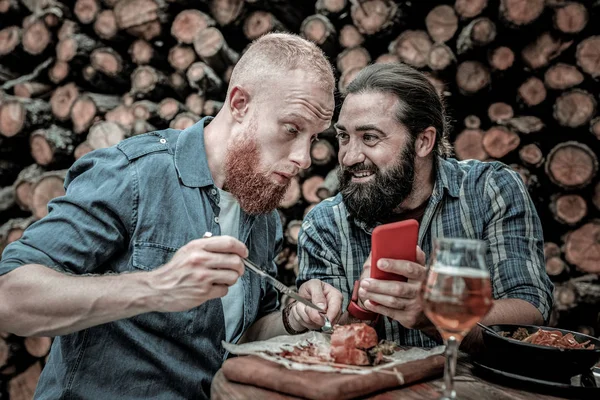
<box><xmin>0</xmin><ymin>117</ymin><xmax>282</xmax><ymax>399</ymax></box>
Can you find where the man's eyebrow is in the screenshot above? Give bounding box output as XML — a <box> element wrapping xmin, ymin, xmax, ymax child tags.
<box><xmin>334</xmin><ymin>123</ymin><xmax>387</xmax><ymax>136</ymax></box>
<box><xmin>334</xmin><ymin>123</ymin><xmax>345</xmax><ymax>131</ymax></box>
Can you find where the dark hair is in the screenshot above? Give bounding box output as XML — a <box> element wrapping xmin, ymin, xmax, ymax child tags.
<box><xmin>345</xmin><ymin>63</ymin><xmax>452</xmax><ymax>158</ymax></box>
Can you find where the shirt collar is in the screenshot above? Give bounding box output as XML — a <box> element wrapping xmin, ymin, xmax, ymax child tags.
<box><xmin>174</xmin><ymin>117</ymin><xmax>215</xmax><ymax>188</ymax></box>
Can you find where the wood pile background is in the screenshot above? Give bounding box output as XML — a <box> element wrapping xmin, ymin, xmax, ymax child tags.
<box><xmin>0</xmin><ymin>0</ymin><xmax>599</xmax><ymax>397</ymax></box>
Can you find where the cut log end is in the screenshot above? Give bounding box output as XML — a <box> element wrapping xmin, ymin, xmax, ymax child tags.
<box><xmin>454</xmin><ymin>129</ymin><xmax>488</xmax><ymax>161</ymax></box>
<box><xmin>49</xmin><ymin>61</ymin><xmax>70</xmax><ymax>84</ymax></box>
<box><xmin>90</xmin><ymin>48</ymin><xmax>123</xmax><ymax>76</ymax></box>
<box><xmin>545</xmin><ymin>141</ymin><xmax>598</xmax><ymax>189</ymax></box>
<box><xmin>50</xmin><ymin>83</ymin><xmax>79</xmax><ymax>121</ymax></box>
<box><xmin>553</xmin><ymin>89</ymin><xmax>596</xmax><ymax>128</ymax></box>
<box><xmin>22</xmin><ymin>20</ymin><xmax>50</xmax><ymax>56</ymax></box>
<box><xmin>8</xmin><ymin>362</ymin><xmax>42</xmax><ymax>400</ymax></box>
<box><xmin>576</xmin><ymin>36</ymin><xmax>600</xmax><ymax>79</ymax></box>
<box><xmin>518</xmin><ymin>77</ymin><xmax>546</xmax><ymax>107</ymax></box>
<box><xmin>390</xmin><ymin>30</ymin><xmax>432</xmax><ymax>68</ymax></box>
<box><xmin>30</xmin><ymin>133</ymin><xmax>54</xmax><ymax>166</ymax></box>
<box><xmin>74</xmin><ymin>141</ymin><xmax>93</xmax><ymax>160</ymax></box>
<box><xmin>564</xmin><ymin>221</ymin><xmax>600</xmax><ymax>274</ymax></box>
<box><xmin>427</xmin><ymin>44</ymin><xmax>455</xmax><ymax>71</ymax></box>
<box><xmin>339</xmin><ymin>24</ymin><xmax>364</xmax><ymax>49</ymax></box>
<box><xmin>279</xmin><ymin>177</ymin><xmax>301</xmax><ymax>209</ymax></box>
<box><xmin>489</xmin><ymin>46</ymin><xmax>515</xmax><ymax>71</ymax></box>
<box><xmin>70</xmin><ymin>96</ymin><xmax>97</xmax><ymax>134</ymax></box>
<box><xmin>310</xmin><ymin>140</ymin><xmax>335</xmax><ymax>166</ymax></box>
<box><xmin>546</xmin><ymin>256</ymin><xmax>566</xmax><ymax>276</ymax></box>
<box><xmin>170</xmin><ymin>112</ymin><xmax>199</xmax><ymax>130</ymax></box>
<box><xmin>351</xmin><ymin>0</ymin><xmax>398</xmax><ymax>36</ymax></box>
<box><xmin>302</xmin><ymin>175</ymin><xmax>325</xmax><ymax>204</ymax></box>
<box><xmin>24</xmin><ymin>336</ymin><xmax>52</xmax><ymax>358</ymax></box>
<box><xmin>544</xmin><ymin>242</ymin><xmax>561</xmax><ymax>260</ymax></box>
<box><xmin>551</xmin><ymin>194</ymin><xmax>587</xmax><ymax>225</ymax></box>
<box><xmin>87</xmin><ymin>121</ymin><xmax>126</xmax><ymax>150</ymax></box>
<box><xmin>171</xmin><ymin>9</ymin><xmax>214</xmax><ymax>45</ymax></box>
<box><xmin>425</xmin><ymin>5</ymin><xmax>458</xmax><ymax>43</ymax></box>
<box><xmin>500</xmin><ymin>0</ymin><xmax>545</xmax><ymax>26</ymax></box>
<box><xmin>519</xmin><ymin>143</ymin><xmax>544</xmax><ymax>167</ymax></box>
<box><xmin>31</xmin><ymin>175</ymin><xmax>66</xmax><ymax>220</ymax></box>
<box><xmin>75</xmin><ymin>0</ymin><xmax>100</xmax><ymax>25</ymax></box>
<box><xmin>0</xmin><ymin>26</ymin><xmax>21</xmax><ymax>57</ymax></box>
<box><xmin>488</xmin><ymin>102</ymin><xmax>513</xmax><ymax>123</ymax></box>
<box><xmin>464</xmin><ymin>115</ymin><xmax>481</xmax><ymax>130</ymax></box>
<box><xmin>130</xmin><ymin>40</ymin><xmax>153</xmax><ymax>65</ymax></box>
<box><xmin>94</xmin><ymin>10</ymin><xmax>119</xmax><ymax>40</ymax></box>
<box><xmin>482</xmin><ymin>126</ymin><xmax>520</xmax><ymax>159</ymax></box>
<box><xmin>243</xmin><ymin>11</ymin><xmax>283</xmax><ymax>41</ymax></box>
<box><xmin>337</xmin><ymin>46</ymin><xmax>370</xmax><ymax>74</ymax></box>
<box><xmin>168</xmin><ymin>45</ymin><xmax>196</xmax><ymax>72</ymax></box>
<box><xmin>158</xmin><ymin>98</ymin><xmax>182</xmax><ymax>121</ymax></box>
<box><xmin>0</xmin><ymin>100</ymin><xmax>25</xmax><ymax>137</ymax></box>
<box><xmin>185</xmin><ymin>93</ymin><xmax>205</xmax><ymax>116</ymax></box>
<box><xmin>456</xmin><ymin>61</ymin><xmax>490</xmax><ymax>95</ymax></box>
<box><xmin>454</xmin><ymin>0</ymin><xmax>488</xmax><ymax>18</ymax></box>
<box><xmin>285</xmin><ymin>220</ymin><xmax>303</xmax><ymax>245</ymax></box>
<box><xmin>209</xmin><ymin>0</ymin><xmax>244</xmax><ymax>26</ymax></box>
<box><xmin>544</xmin><ymin>63</ymin><xmax>584</xmax><ymax>90</ymax></box>
<box><xmin>554</xmin><ymin>2</ymin><xmax>588</xmax><ymax>34</ymax></box>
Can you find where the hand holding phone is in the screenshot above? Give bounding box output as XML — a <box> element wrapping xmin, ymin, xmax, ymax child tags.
<box><xmin>370</xmin><ymin>219</ymin><xmax>419</xmax><ymax>282</ymax></box>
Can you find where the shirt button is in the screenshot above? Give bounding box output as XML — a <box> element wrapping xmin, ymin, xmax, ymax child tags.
<box><xmin>214</xmin><ymin>217</ymin><xmax>220</xmax><ymax>223</ymax></box>
<box><xmin>159</xmin><ymin>138</ymin><xmax>167</xmax><ymax>144</ymax></box>
<box><xmin>211</xmin><ymin>189</ymin><xmax>217</xmax><ymax>195</ymax></box>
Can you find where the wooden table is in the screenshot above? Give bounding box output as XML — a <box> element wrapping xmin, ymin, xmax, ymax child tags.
<box><xmin>211</xmin><ymin>358</ymin><xmax>569</xmax><ymax>400</ymax></box>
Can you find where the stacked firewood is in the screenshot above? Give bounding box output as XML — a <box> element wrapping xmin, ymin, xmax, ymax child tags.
<box><xmin>1</xmin><ymin>0</ymin><xmax>599</xmax><ymax>396</ymax></box>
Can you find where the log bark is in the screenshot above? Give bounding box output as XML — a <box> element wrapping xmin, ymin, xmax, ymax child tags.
<box><xmin>550</xmin><ymin>193</ymin><xmax>587</xmax><ymax>226</ymax></box>
<box><xmin>0</xmin><ymin>216</ymin><xmax>35</xmax><ymax>246</ymax></box>
<box><xmin>545</xmin><ymin>141</ymin><xmax>598</xmax><ymax>190</ymax></box>
<box><xmin>31</xmin><ymin>170</ymin><xmax>68</xmax><ymax>220</ymax></box>
<box><xmin>310</xmin><ymin>140</ymin><xmax>334</xmax><ymax>166</ymax></box>
<box><xmin>502</xmin><ymin>116</ymin><xmax>544</xmax><ymax>134</ymax></box>
<box><xmin>50</xmin><ymin>83</ymin><xmax>79</xmax><ymax>122</ymax></box>
<box><xmin>389</xmin><ymin>30</ymin><xmax>432</xmax><ymax>68</ymax></box>
<box><xmin>454</xmin><ymin>128</ymin><xmax>488</xmax><ymax>161</ymax></box>
<box><xmin>56</xmin><ymin>33</ymin><xmax>101</xmax><ymax>63</ymax></box>
<box><xmin>521</xmin><ymin>32</ymin><xmax>572</xmax><ymax>70</ymax></box>
<box><xmin>427</xmin><ymin>43</ymin><xmax>455</xmax><ymax>71</ymax></box>
<box><xmin>350</xmin><ymin>0</ymin><xmax>402</xmax><ymax>37</ymax></box>
<box><xmin>488</xmin><ymin>102</ymin><xmax>513</xmax><ymax>123</ymax></box>
<box><xmin>575</xmin><ymin>36</ymin><xmax>600</xmax><ymax>79</ymax></box>
<box><xmin>336</xmin><ymin>46</ymin><xmax>370</xmax><ymax>75</ymax></box>
<box><xmin>169</xmin><ymin>112</ymin><xmax>199</xmax><ymax>130</ymax></box>
<box><xmin>454</xmin><ymin>0</ymin><xmax>488</xmax><ymax>19</ymax></box>
<box><xmin>544</xmin><ymin>63</ymin><xmax>584</xmax><ymax>90</ymax></box>
<box><xmin>186</xmin><ymin>62</ymin><xmax>222</xmax><ymax>95</ymax></box>
<box><xmin>74</xmin><ymin>0</ymin><xmax>100</xmax><ymax>25</ymax></box>
<box><xmin>591</xmin><ymin>117</ymin><xmax>600</xmax><ymax>141</ymax></box>
<box><xmin>131</xmin><ymin>65</ymin><xmax>175</xmax><ymax>101</ymax></box>
<box><xmin>594</xmin><ymin>181</ymin><xmax>600</xmax><ymax>211</ymax></box>
<box><xmin>553</xmin><ymin>2</ymin><xmax>588</xmax><ymax>34</ymax></box>
<box><xmin>518</xmin><ymin>76</ymin><xmax>546</xmax><ymax>107</ymax></box>
<box><xmin>554</xmin><ymin>283</ymin><xmax>576</xmax><ymax>311</ymax></box>
<box><xmin>338</xmin><ymin>24</ymin><xmax>364</xmax><ymax>49</ymax></box>
<box><xmin>553</xmin><ymin>89</ymin><xmax>596</xmax><ymax>128</ymax></box>
<box><xmin>279</xmin><ymin>177</ymin><xmax>301</xmax><ymax>209</ymax></box>
<box><xmin>489</xmin><ymin>46</ymin><xmax>514</xmax><ymax>71</ymax></box>
<box><xmin>13</xmin><ymin>164</ymin><xmax>44</xmax><ymax>211</ymax></box>
<box><xmin>425</xmin><ymin>5</ymin><xmax>458</xmax><ymax>43</ymax></box>
<box><xmin>13</xmin><ymin>82</ymin><xmax>52</xmax><ymax>99</ymax></box>
<box><xmin>564</xmin><ymin>221</ymin><xmax>600</xmax><ymax>274</ymax></box>
<box><xmin>87</xmin><ymin>121</ymin><xmax>127</xmax><ymax>150</ymax></box>
<box><xmin>209</xmin><ymin>0</ymin><xmax>245</xmax><ymax>26</ymax></box>
<box><xmin>455</xmin><ymin>60</ymin><xmax>490</xmax><ymax>95</ymax></box>
<box><xmin>171</xmin><ymin>9</ymin><xmax>215</xmax><ymax>44</ymax></box>
<box><xmin>70</xmin><ymin>93</ymin><xmax>121</xmax><ymax>134</ymax></box>
<box><xmin>48</xmin><ymin>61</ymin><xmax>70</xmax><ymax>84</ymax></box>
<box><xmin>482</xmin><ymin>126</ymin><xmax>520</xmax><ymax>159</ymax></box>
<box><xmin>169</xmin><ymin>72</ymin><xmax>191</xmax><ymax>99</ymax></box>
<box><xmin>168</xmin><ymin>44</ymin><xmax>196</xmax><ymax>73</ymax></box>
<box><xmin>519</xmin><ymin>143</ymin><xmax>544</xmax><ymax>167</ymax></box>
<box><xmin>0</xmin><ymin>185</ymin><xmax>15</xmax><ymax>213</ymax></box>
<box><xmin>0</xmin><ymin>97</ymin><xmax>52</xmax><ymax>137</ymax></box>
<box><xmin>30</xmin><ymin>125</ymin><xmax>76</xmax><ymax>167</ymax></box>
<box><xmin>193</xmin><ymin>27</ymin><xmax>239</xmax><ymax>74</ymax></box>
<box><xmin>456</xmin><ymin>17</ymin><xmax>496</xmax><ymax>55</ymax></box>
<box><xmin>500</xmin><ymin>0</ymin><xmax>545</xmax><ymax>27</ymax></box>
<box><xmin>300</xmin><ymin>14</ymin><xmax>338</xmax><ymax>59</ymax></box>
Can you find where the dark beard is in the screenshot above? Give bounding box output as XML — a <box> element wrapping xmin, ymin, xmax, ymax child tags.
<box><xmin>338</xmin><ymin>142</ymin><xmax>416</xmax><ymax>227</ymax></box>
<box><xmin>224</xmin><ymin>126</ymin><xmax>289</xmax><ymax>215</ymax></box>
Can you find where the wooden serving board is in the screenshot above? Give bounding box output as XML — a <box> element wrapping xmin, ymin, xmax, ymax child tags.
<box><xmin>219</xmin><ymin>353</ymin><xmax>445</xmax><ymax>400</ymax></box>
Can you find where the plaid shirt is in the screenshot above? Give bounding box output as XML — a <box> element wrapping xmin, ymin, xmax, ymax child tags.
<box><xmin>297</xmin><ymin>158</ymin><xmax>553</xmax><ymax>348</ymax></box>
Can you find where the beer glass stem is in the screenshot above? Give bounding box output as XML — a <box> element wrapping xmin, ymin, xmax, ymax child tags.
<box><xmin>442</xmin><ymin>336</ymin><xmax>459</xmax><ymax>400</ymax></box>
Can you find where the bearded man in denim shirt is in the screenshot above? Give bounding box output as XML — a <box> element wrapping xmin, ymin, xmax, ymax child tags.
<box><xmin>298</xmin><ymin>63</ymin><xmax>553</xmax><ymax>351</ymax></box>
<box><xmin>0</xmin><ymin>33</ymin><xmax>342</xmax><ymax>399</ymax></box>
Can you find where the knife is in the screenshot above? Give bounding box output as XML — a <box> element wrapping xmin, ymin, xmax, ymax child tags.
<box><xmin>242</xmin><ymin>258</ymin><xmax>326</xmax><ymax>314</ymax></box>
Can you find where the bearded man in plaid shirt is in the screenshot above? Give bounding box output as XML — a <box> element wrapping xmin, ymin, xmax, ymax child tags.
<box><xmin>297</xmin><ymin>63</ymin><xmax>553</xmax><ymax>350</ymax></box>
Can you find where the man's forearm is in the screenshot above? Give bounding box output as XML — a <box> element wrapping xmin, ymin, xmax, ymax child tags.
<box><xmin>461</xmin><ymin>298</ymin><xmax>543</xmax><ymax>352</ymax></box>
<box><xmin>0</xmin><ymin>264</ymin><xmax>157</xmax><ymax>337</ymax></box>
<box><xmin>240</xmin><ymin>312</ymin><xmax>288</xmax><ymax>343</ymax></box>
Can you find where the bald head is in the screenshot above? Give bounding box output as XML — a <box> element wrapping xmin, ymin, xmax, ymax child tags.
<box><xmin>227</xmin><ymin>33</ymin><xmax>335</xmax><ymax>101</ymax></box>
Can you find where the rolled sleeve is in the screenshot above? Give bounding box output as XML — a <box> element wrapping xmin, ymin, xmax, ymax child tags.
<box><xmin>0</xmin><ymin>147</ymin><xmax>135</xmax><ymax>277</ymax></box>
<box><xmin>483</xmin><ymin>166</ymin><xmax>554</xmax><ymax>322</ymax></box>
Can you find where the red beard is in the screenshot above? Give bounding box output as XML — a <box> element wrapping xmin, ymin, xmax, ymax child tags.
<box><xmin>224</xmin><ymin>129</ymin><xmax>290</xmax><ymax>215</ymax></box>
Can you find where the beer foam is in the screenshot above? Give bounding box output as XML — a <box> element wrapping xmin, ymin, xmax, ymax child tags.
<box><xmin>431</xmin><ymin>263</ymin><xmax>490</xmax><ymax>278</ymax></box>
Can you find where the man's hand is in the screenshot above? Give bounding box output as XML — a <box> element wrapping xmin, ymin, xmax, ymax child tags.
<box><xmin>358</xmin><ymin>247</ymin><xmax>433</xmax><ymax>330</ymax></box>
<box><xmin>288</xmin><ymin>279</ymin><xmax>343</xmax><ymax>331</ymax></box>
<box><xmin>148</xmin><ymin>236</ymin><xmax>247</xmax><ymax>312</ymax></box>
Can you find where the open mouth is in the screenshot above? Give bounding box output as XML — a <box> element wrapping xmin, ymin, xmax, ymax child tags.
<box><xmin>351</xmin><ymin>171</ymin><xmax>375</xmax><ymax>181</ymax></box>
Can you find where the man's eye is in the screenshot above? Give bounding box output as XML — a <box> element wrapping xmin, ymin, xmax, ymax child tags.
<box><xmin>363</xmin><ymin>134</ymin><xmax>378</xmax><ymax>143</ymax></box>
<box><xmin>286</xmin><ymin>125</ymin><xmax>298</xmax><ymax>134</ymax></box>
<box><xmin>336</xmin><ymin>132</ymin><xmax>349</xmax><ymax>142</ymax></box>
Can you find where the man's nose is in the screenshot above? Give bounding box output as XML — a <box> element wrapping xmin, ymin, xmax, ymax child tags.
<box><xmin>290</xmin><ymin>140</ymin><xmax>312</xmax><ymax>170</ymax></box>
<box><xmin>341</xmin><ymin>142</ymin><xmax>365</xmax><ymax>166</ymax></box>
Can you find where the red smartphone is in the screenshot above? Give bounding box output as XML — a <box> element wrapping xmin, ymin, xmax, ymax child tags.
<box><xmin>371</xmin><ymin>219</ymin><xmax>419</xmax><ymax>281</ymax></box>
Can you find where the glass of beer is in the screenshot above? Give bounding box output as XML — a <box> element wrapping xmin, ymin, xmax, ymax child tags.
<box><xmin>422</xmin><ymin>238</ymin><xmax>493</xmax><ymax>400</ymax></box>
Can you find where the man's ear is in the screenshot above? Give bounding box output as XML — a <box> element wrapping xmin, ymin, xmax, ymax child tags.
<box><xmin>415</xmin><ymin>126</ymin><xmax>436</xmax><ymax>158</ymax></box>
<box><xmin>228</xmin><ymin>86</ymin><xmax>250</xmax><ymax>123</ymax></box>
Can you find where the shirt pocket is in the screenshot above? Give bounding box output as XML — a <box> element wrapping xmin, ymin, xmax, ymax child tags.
<box><xmin>129</xmin><ymin>241</ymin><xmax>196</xmax><ymax>338</ymax></box>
